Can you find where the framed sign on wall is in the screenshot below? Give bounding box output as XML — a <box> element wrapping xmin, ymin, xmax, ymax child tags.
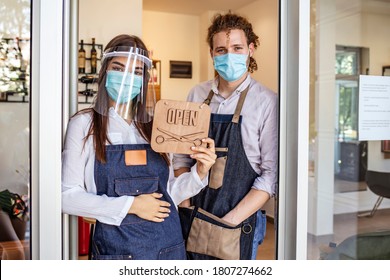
<box><xmin>169</xmin><ymin>60</ymin><xmax>192</xmax><ymax>79</ymax></box>
<box><xmin>381</xmin><ymin>66</ymin><xmax>390</xmax><ymax>153</ymax></box>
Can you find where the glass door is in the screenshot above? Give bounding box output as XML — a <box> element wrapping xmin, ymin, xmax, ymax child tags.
<box><xmin>306</xmin><ymin>0</ymin><xmax>390</xmax><ymax>260</ymax></box>
<box><xmin>0</xmin><ymin>0</ymin><xmax>31</xmax><ymax>260</ymax></box>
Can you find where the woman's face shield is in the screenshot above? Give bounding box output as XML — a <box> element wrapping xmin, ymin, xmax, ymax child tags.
<box><xmin>93</xmin><ymin>46</ymin><xmax>156</xmax><ymax>123</ymax></box>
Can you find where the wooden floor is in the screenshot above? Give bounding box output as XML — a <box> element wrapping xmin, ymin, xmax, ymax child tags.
<box><xmin>79</xmin><ymin>220</ymin><xmax>277</xmax><ymax>260</ymax></box>
<box><xmin>256</xmin><ymin>220</ymin><xmax>276</xmax><ymax>260</ymax></box>
<box><xmin>79</xmin><ymin>208</ymin><xmax>390</xmax><ymax>260</ymax></box>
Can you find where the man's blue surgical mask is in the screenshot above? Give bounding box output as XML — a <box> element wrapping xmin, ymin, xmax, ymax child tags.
<box><xmin>213</xmin><ymin>53</ymin><xmax>249</xmax><ymax>82</ymax></box>
<box><xmin>105</xmin><ymin>70</ymin><xmax>142</xmax><ymax>104</ymax></box>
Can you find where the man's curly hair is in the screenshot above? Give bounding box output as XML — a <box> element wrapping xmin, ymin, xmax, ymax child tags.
<box><xmin>207</xmin><ymin>12</ymin><xmax>260</xmax><ymax>73</ymax></box>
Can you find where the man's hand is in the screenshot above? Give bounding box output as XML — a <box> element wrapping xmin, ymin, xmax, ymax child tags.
<box><xmin>190</xmin><ymin>138</ymin><xmax>217</xmax><ymax>180</ymax></box>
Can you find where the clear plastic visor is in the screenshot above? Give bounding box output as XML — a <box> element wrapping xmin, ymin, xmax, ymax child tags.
<box><xmin>92</xmin><ymin>47</ymin><xmax>156</xmax><ymax>123</ymax></box>
<box><xmin>102</xmin><ymin>46</ymin><xmax>152</xmax><ymax>68</ymax></box>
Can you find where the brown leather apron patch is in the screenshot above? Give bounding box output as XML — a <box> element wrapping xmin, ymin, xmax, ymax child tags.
<box><xmin>209</xmin><ymin>156</ymin><xmax>227</xmax><ymax>189</ymax></box>
<box><xmin>125</xmin><ymin>150</ymin><xmax>147</xmax><ymax>166</ymax></box>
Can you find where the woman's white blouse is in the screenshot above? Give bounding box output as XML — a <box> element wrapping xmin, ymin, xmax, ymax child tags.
<box><xmin>62</xmin><ymin>108</ymin><xmax>206</xmax><ymax>226</ymax></box>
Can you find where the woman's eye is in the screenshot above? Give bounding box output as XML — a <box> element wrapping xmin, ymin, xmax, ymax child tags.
<box><xmin>112</xmin><ymin>66</ymin><xmax>124</xmax><ymax>72</ymax></box>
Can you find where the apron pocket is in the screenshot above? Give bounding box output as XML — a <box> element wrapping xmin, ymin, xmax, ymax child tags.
<box><xmin>184</xmin><ymin>207</ymin><xmax>241</xmax><ymax>260</ymax></box>
<box><xmin>209</xmin><ymin>147</ymin><xmax>228</xmax><ymax>190</ymax></box>
<box><xmin>114</xmin><ymin>177</ymin><xmax>158</xmax><ymax>196</ymax></box>
<box><xmin>209</xmin><ymin>156</ymin><xmax>227</xmax><ymax>189</ymax></box>
<box><xmin>114</xmin><ymin>177</ymin><xmax>159</xmax><ymax>224</ymax></box>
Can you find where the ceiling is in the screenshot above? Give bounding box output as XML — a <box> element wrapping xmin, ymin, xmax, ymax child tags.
<box><xmin>143</xmin><ymin>0</ymin><xmax>390</xmax><ymax>16</ymax></box>
<box><xmin>142</xmin><ymin>0</ymin><xmax>257</xmax><ymax>15</ymax></box>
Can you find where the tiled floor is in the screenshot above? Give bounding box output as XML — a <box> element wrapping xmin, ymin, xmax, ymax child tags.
<box><xmin>307</xmin><ymin>208</ymin><xmax>390</xmax><ymax>259</ymax></box>
<box><xmin>255</xmin><ymin>208</ymin><xmax>390</xmax><ymax>260</ymax></box>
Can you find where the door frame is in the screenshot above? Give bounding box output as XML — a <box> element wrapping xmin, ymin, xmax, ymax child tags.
<box><xmin>278</xmin><ymin>0</ymin><xmax>310</xmax><ymax>259</ymax></box>
<box><xmin>31</xmin><ymin>0</ymin><xmax>64</xmax><ymax>259</ymax></box>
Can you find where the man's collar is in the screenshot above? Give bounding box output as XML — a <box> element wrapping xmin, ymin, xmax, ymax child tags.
<box><xmin>212</xmin><ymin>75</ymin><xmax>251</xmax><ymax>96</ymax></box>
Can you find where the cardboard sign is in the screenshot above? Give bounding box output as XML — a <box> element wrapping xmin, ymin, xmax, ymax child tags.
<box><xmin>151</xmin><ymin>99</ymin><xmax>211</xmax><ymax>154</ymax></box>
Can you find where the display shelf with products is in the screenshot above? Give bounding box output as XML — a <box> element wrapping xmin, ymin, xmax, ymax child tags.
<box><xmin>0</xmin><ymin>38</ymin><xmax>30</xmax><ymax>103</ymax></box>
<box><xmin>150</xmin><ymin>59</ymin><xmax>161</xmax><ymax>101</ymax></box>
<box><xmin>146</xmin><ymin>60</ymin><xmax>161</xmax><ymax>110</ymax></box>
<box><xmin>78</xmin><ymin>39</ymin><xmax>103</xmax><ymax>104</ymax></box>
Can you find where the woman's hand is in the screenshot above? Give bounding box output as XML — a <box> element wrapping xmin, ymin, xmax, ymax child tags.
<box><xmin>190</xmin><ymin>138</ymin><xmax>217</xmax><ymax>180</ymax></box>
<box><xmin>128</xmin><ymin>193</ymin><xmax>171</xmax><ymax>222</ymax></box>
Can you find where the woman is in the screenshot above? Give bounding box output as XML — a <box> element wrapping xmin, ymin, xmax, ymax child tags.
<box><xmin>62</xmin><ymin>34</ymin><xmax>216</xmax><ymax>260</ymax></box>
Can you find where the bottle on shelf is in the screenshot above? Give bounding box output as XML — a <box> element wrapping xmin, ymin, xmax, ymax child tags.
<box><xmin>90</xmin><ymin>38</ymin><xmax>97</xmax><ymax>74</ymax></box>
<box><xmin>78</xmin><ymin>39</ymin><xmax>86</xmax><ymax>74</ymax></box>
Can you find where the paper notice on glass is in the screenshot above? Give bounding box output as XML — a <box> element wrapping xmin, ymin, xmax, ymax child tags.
<box><xmin>358</xmin><ymin>75</ymin><xmax>390</xmax><ymax>140</ymax></box>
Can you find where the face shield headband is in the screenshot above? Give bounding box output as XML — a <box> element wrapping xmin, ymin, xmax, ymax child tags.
<box><xmin>92</xmin><ymin>46</ymin><xmax>156</xmax><ymax>123</ymax></box>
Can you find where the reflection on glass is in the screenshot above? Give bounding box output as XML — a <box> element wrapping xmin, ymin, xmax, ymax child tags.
<box><xmin>0</xmin><ymin>38</ymin><xmax>30</xmax><ymax>102</ymax></box>
<box><xmin>308</xmin><ymin>0</ymin><xmax>390</xmax><ymax>260</ymax></box>
<box><xmin>0</xmin><ymin>0</ymin><xmax>30</xmax><ymax>260</ymax></box>
<box><xmin>335</xmin><ymin>49</ymin><xmax>358</xmax><ymax>75</ymax></box>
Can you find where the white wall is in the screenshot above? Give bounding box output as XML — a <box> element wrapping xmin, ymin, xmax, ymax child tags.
<box><xmin>142</xmin><ymin>11</ymin><xmax>200</xmax><ymax>101</ymax></box>
<box><xmin>79</xmin><ymin>0</ymin><xmax>142</xmax><ymax>48</ymax></box>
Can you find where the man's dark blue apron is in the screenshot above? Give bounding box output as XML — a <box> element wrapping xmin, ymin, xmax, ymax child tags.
<box><xmin>179</xmin><ymin>87</ymin><xmax>265</xmax><ymax>260</ymax></box>
<box><xmin>91</xmin><ymin>143</ymin><xmax>186</xmax><ymax>260</ymax></box>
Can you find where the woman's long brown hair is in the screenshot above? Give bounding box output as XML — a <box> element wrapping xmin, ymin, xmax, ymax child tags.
<box><xmin>75</xmin><ymin>34</ymin><xmax>169</xmax><ymax>165</ymax></box>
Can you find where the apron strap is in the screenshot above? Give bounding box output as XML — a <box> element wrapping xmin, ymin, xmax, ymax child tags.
<box><xmin>232</xmin><ymin>86</ymin><xmax>249</xmax><ymax>123</ymax></box>
<box><xmin>203</xmin><ymin>86</ymin><xmax>250</xmax><ymax>124</ymax></box>
<box><xmin>203</xmin><ymin>90</ymin><xmax>214</xmax><ymax>106</ymax></box>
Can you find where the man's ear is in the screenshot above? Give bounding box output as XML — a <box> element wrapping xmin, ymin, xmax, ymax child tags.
<box><xmin>248</xmin><ymin>43</ymin><xmax>255</xmax><ymax>57</ymax></box>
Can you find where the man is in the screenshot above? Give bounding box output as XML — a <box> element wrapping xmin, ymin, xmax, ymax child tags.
<box><xmin>174</xmin><ymin>12</ymin><xmax>278</xmax><ymax>260</ymax></box>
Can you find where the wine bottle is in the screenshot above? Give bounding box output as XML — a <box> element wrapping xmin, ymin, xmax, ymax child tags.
<box><xmin>90</xmin><ymin>38</ymin><xmax>97</xmax><ymax>74</ymax></box>
<box><xmin>78</xmin><ymin>40</ymin><xmax>86</xmax><ymax>74</ymax></box>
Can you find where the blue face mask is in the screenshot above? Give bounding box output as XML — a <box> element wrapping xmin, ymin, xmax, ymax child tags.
<box><xmin>105</xmin><ymin>71</ymin><xmax>142</xmax><ymax>104</ymax></box>
<box><xmin>213</xmin><ymin>53</ymin><xmax>248</xmax><ymax>82</ymax></box>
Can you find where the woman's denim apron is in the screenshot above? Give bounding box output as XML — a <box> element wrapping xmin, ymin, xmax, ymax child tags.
<box><xmin>179</xmin><ymin>87</ymin><xmax>266</xmax><ymax>260</ymax></box>
<box><xmin>91</xmin><ymin>144</ymin><xmax>186</xmax><ymax>260</ymax></box>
